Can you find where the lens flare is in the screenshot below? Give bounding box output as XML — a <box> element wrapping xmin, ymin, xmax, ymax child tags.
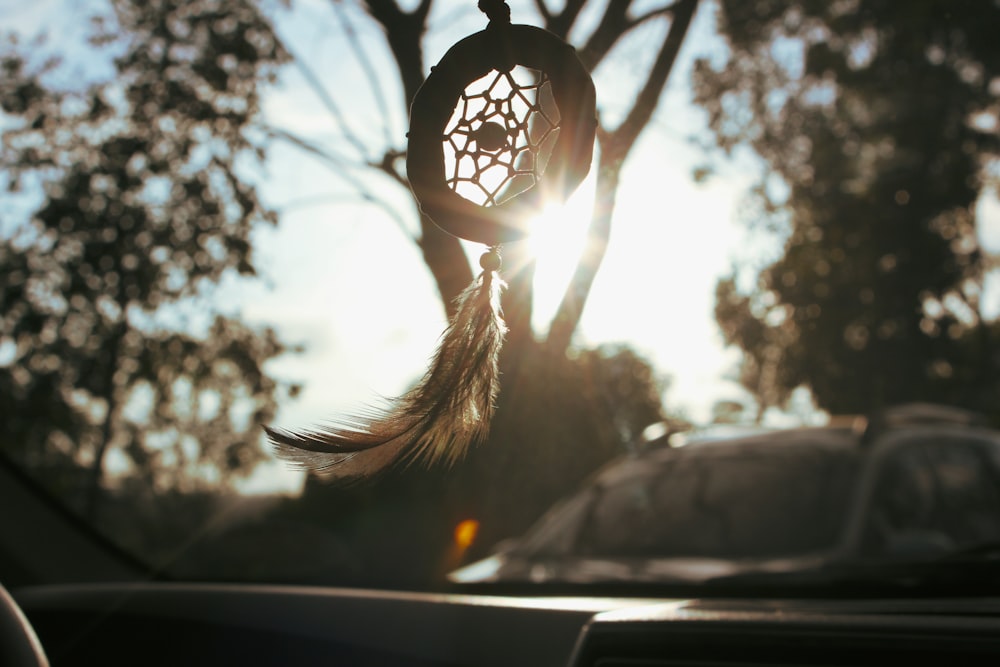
<box><xmin>454</xmin><ymin>519</ymin><xmax>479</xmax><ymax>550</ymax></box>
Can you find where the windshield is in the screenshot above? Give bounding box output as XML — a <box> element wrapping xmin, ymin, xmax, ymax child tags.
<box><xmin>575</xmin><ymin>448</ymin><xmax>859</xmax><ymax>560</ymax></box>
<box><xmin>1</xmin><ymin>0</ymin><xmax>998</xmax><ymax>594</ymax></box>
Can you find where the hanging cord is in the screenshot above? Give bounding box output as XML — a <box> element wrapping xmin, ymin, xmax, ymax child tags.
<box><xmin>478</xmin><ymin>0</ymin><xmax>511</xmax><ymax>26</ymax></box>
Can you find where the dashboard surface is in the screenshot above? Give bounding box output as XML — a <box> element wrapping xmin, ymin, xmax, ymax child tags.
<box><xmin>14</xmin><ymin>583</ymin><xmax>1000</xmax><ymax>667</ymax></box>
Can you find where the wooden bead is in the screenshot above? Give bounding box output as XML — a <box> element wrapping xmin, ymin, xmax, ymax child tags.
<box><xmin>479</xmin><ymin>250</ymin><xmax>502</xmax><ymax>272</ymax></box>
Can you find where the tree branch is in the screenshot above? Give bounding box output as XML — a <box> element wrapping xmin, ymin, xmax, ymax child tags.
<box><xmin>547</xmin><ymin>0</ymin><xmax>699</xmax><ymax>350</ymax></box>
<box><xmin>332</xmin><ymin>0</ymin><xmax>395</xmax><ymax>147</ymax></box>
<box><xmin>628</xmin><ymin>3</ymin><xmax>680</xmax><ymax>30</ymax></box>
<box><xmin>286</xmin><ymin>43</ymin><xmax>371</xmax><ymax>159</ymax></box>
<box><xmin>273</xmin><ymin>193</ymin><xmax>376</xmax><ymax>213</ymax></box>
<box><xmin>264</xmin><ymin>125</ymin><xmax>416</xmax><ymax>240</ymax></box>
<box><xmin>532</xmin><ymin>0</ymin><xmax>551</xmax><ymax>23</ymax></box>
<box><xmin>361</xmin><ymin>0</ymin><xmax>428</xmax><ymax>107</ymax></box>
<box><xmin>362</xmin><ymin>0</ymin><xmax>473</xmax><ymax>311</ymax></box>
<box><xmin>576</xmin><ymin>1</ymin><xmax>632</xmax><ymax>71</ymax></box>
<box><xmin>417</xmin><ymin>215</ymin><xmax>475</xmax><ymax>317</ymax></box>
<box><xmin>545</xmin><ymin>165</ymin><xmax>617</xmax><ymax>351</ymax></box>
<box><xmin>577</xmin><ymin>1</ymin><xmax>684</xmax><ymax>73</ymax></box>
<box><xmin>371</xmin><ymin>148</ymin><xmax>408</xmax><ymax>187</ymax></box>
<box><xmin>541</xmin><ymin>0</ymin><xmax>588</xmax><ymax>40</ymax></box>
<box><xmin>605</xmin><ymin>0</ymin><xmax>697</xmax><ymax>161</ymax></box>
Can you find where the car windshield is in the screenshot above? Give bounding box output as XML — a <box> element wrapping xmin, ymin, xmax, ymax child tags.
<box><xmin>574</xmin><ymin>446</ymin><xmax>859</xmax><ymax>560</ymax></box>
<box><xmin>1</xmin><ymin>0</ymin><xmax>998</xmax><ymax>594</ymax></box>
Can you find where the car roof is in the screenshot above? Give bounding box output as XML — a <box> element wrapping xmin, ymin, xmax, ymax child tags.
<box><xmin>592</xmin><ymin>425</ymin><xmax>862</xmax><ymax>488</ymax></box>
<box><xmin>605</xmin><ymin>407</ymin><xmax>1000</xmax><ymax>487</ymax></box>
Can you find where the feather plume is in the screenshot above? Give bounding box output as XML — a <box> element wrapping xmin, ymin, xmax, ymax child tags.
<box><xmin>266</xmin><ymin>266</ymin><xmax>506</xmax><ymax>479</ymax></box>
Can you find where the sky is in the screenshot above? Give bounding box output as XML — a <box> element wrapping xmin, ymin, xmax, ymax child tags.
<box><xmin>3</xmin><ymin>0</ymin><xmax>998</xmax><ymax>494</ymax></box>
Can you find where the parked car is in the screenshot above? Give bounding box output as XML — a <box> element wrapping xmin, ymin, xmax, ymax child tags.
<box><xmin>450</xmin><ymin>404</ymin><xmax>1000</xmax><ymax>589</ymax></box>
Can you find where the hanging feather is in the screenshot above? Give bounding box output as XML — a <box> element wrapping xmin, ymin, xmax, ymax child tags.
<box><xmin>265</xmin><ymin>249</ymin><xmax>507</xmax><ymax>479</ymax></box>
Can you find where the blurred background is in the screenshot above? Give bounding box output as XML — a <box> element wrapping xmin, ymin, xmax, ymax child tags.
<box><xmin>1</xmin><ymin>0</ymin><xmax>998</xmax><ymax>588</ymax></box>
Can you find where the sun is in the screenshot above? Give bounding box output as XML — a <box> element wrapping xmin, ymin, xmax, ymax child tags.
<box><xmin>525</xmin><ymin>177</ymin><xmax>595</xmax><ymax>331</ymax></box>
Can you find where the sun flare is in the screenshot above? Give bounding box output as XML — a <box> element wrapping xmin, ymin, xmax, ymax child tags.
<box><xmin>525</xmin><ymin>179</ymin><xmax>595</xmax><ymax>330</ymax></box>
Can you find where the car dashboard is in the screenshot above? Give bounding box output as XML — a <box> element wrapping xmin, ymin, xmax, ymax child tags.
<box><xmin>572</xmin><ymin>597</ymin><xmax>1000</xmax><ymax>666</ymax></box>
<box><xmin>13</xmin><ymin>583</ymin><xmax>1000</xmax><ymax>666</ymax></box>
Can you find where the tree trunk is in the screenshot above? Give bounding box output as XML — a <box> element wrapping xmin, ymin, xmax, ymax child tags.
<box><xmin>364</xmin><ymin>0</ymin><xmax>474</xmax><ymax>311</ymax></box>
<box><xmin>83</xmin><ymin>323</ymin><xmax>126</xmax><ymax>520</ymax></box>
<box><xmin>499</xmin><ymin>241</ymin><xmax>535</xmax><ymax>348</ymax></box>
<box><xmin>419</xmin><ymin>214</ymin><xmax>475</xmax><ymax>317</ymax></box>
<box><xmin>546</xmin><ymin>161</ymin><xmax>620</xmax><ymax>351</ymax></box>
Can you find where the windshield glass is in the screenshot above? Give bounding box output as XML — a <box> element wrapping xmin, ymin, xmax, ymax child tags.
<box><xmin>577</xmin><ymin>448</ymin><xmax>859</xmax><ymax>560</ymax></box>
<box><xmin>1</xmin><ymin>0</ymin><xmax>998</xmax><ymax>593</ymax></box>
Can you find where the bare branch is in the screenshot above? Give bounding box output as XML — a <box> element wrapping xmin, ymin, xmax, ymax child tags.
<box><xmin>371</xmin><ymin>148</ymin><xmax>408</xmax><ymax>187</ymax></box>
<box><xmin>361</xmin><ymin>0</ymin><xmax>474</xmax><ymax>311</ymax></box>
<box><xmin>577</xmin><ymin>1</ymin><xmax>632</xmax><ymax>71</ymax></box>
<box><xmin>532</xmin><ymin>0</ymin><xmax>551</xmax><ymax>23</ymax></box>
<box><xmin>359</xmin><ymin>0</ymin><xmax>431</xmax><ymax>23</ymax></box>
<box><xmin>273</xmin><ymin>193</ymin><xmax>375</xmax><ymax>214</ymax></box>
<box><xmin>264</xmin><ymin>125</ymin><xmax>415</xmax><ymax>240</ymax></box>
<box><xmin>539</xmin><ymin>0</ymin><xmax>587</xmax><ymax>40</ymax></box>
<box><xmin>263</xmin><ymin>125</ymin><xmax>352</xmax><ymax>167</ymax></box>
<box><xmin>415</xmin><ymin>0</ymin><xmax>433</xmax><ymax>23</ymax></box>
<box><xmin>332</xmin><ymin>0</ymin><xmax>394</xmax><ymax>147</ymax></box>
<box><xmin>286</xmin><ymin>44</ymin><xmax>370</xmax><ymax>159</ymax></box>
<box><xmin>361</xmin><ymin>0</ymin><xmax>427</xmax><ymax>119</ymax></box>
<box><xmin>548</xmin><ymin>0</ymin><xmax>700</xmax><ymax>349</ymax></box>
<box><xmin>577</xmin><ymin>1</ymin><xmax>680</xmax><ymax>73</ymax></box>
<box><xmin>627</xmin><ymin>3</ymin><xmax>679</xmax><ymax>30</ymax></box>
<box><xmin>604</xmin><ymin>0</ymin><xmax>698</xmax><ymax>161</ymax></box>
<box><xmin>546</xmin><ymin>168</ymin><xmax>617</xmax><ymax>351</ymax></box>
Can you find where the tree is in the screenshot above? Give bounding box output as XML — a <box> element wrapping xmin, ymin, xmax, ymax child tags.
<box><xmin>0</xmin><ymin>0</ymin><xmax>292</xmax><ymax>518</ymax></box>
<box><xmin>696</xmin><ymin>0</ymin><xmax>1000</xmax><ymax>419</ymax></box>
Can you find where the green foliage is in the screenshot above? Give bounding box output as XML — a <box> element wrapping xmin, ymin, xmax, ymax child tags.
<box><xmin>0</xmin><ymin>0</ymin><xmax>290</xmax><ymax>515</ymax></box>
<box><xmin>698</xmin><ymin>0</ymin><xmax>1000</xmax><ymax>418</ymax></box>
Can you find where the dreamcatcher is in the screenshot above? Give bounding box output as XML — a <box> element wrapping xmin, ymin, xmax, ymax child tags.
<box><xmin>266</xmin><ymin>0</ymin><xmax>597</xmax><ymax>478</ymax></box>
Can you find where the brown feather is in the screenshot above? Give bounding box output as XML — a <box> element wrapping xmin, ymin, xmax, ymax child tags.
<box><xmin>266</xmin><ymin>269</ymin><xmax>506</xmax><ymax>479</ymax></box>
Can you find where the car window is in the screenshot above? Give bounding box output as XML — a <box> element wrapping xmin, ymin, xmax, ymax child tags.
<box><xmin>577</xmin><ymin>448</ymin><xmax>859</xmax><ymax>560</ymax></box>
<box><xmin>863</xmin><ymin>438</ymin><xmax>1000</xmax><ymax>557</ymax></box>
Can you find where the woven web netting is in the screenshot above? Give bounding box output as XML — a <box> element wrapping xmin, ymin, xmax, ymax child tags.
<box><xmin>443</xmin><ymin>65</ymin><xmax>561</xmax><ymax>207</ymax></box>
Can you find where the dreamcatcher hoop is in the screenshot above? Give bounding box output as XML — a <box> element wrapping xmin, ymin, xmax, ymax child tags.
<box><xmin>407</xmin><ymin>18</ymin><xmax>597</xmax><ymax>245</ymax></box>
